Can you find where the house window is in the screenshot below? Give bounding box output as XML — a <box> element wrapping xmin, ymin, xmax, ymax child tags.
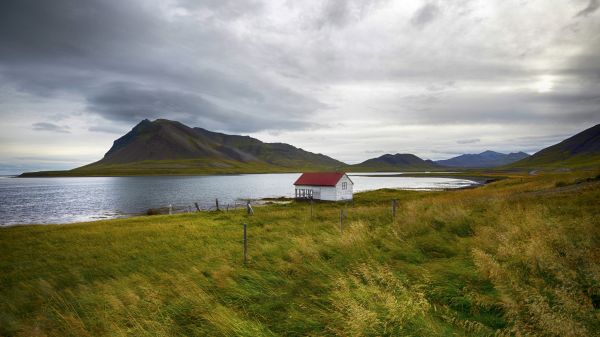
<box><xmin>342</xmin><ymin>182</ymin><xmax>347</xmax><ymax>190</ymax></box>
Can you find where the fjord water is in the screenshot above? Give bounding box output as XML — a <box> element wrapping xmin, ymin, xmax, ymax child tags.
<box><xmin>0</xmin><ymin>173</ymin><xmax>478</xmax><ymax>225</ymax></box>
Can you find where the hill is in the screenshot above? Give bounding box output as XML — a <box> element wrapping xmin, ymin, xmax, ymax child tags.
<box><xmin>436</xmin><ymin>150</ymin><xmax>530</xmax><ymax>168</ymax></box>
<box><xmin>349</xmin><ymin>153</ymin><xmax>441</xmax><ymax>172</ymax></box>
<box><xmin>510</xmin><ymin>123</ymin><xmax>600</xmax><ymax>169</ymax></box>
<box><xmin>20</xmin><ymin>119</ymin><xmax>346</xmax><ymax>176</ymax></box>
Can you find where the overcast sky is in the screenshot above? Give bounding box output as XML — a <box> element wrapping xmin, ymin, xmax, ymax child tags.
<box><xmin>1</xmin><ymin>0</ymin><xmax>599</xmax><ymax>174</ymax></box>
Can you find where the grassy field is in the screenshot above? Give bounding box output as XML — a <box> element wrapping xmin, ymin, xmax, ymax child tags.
<box><xmin>1</xmin><ymin>170</ymin><xmax>599</xmax><ymax>336</ymax></box>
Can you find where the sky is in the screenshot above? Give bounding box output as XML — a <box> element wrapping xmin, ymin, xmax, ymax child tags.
<box><xmin>0</xmin><ymin>0</ymin><xmax>599</xmax><ymax>174</ymax></box>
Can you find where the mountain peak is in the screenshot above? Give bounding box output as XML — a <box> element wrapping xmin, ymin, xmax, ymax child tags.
<box><xmin>353</xmin><ymin>153</ymin><xmax>439</xmax><ymax>171</ymax></box>
<box><xmin>88</xmin><ymin>119</ymin><xmax>345</xmax><ymax>170</ymax></box>
<box><xmin>479</xmin><ymin>150</ymin><xmax>501</xmax><ymax>156</ymax></box>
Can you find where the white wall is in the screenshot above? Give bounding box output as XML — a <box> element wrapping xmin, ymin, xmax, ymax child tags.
<box><xmin>335</xmin><ymin>175</ymin><xmax>354</xmax><ymax>201</ymax></box>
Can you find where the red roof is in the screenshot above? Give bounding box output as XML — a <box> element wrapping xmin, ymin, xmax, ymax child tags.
<box><xmin>294</xmin><ymin>172</ymin><xmax>348</xmax><ymax>186</ymax></box>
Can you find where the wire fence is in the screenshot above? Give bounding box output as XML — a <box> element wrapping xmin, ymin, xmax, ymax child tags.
<box><xmin>145</xmin><ymin>197</ymin><xmax>401</xmax><ymax>265</ymax></box>
<box><xmin>146</xmin><ymin>199</ymin><xmax>261</xmax><ymax>215</ymax></box>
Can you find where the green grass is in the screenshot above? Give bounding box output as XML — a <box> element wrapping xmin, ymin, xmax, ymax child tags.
<box><xmin>1</xmin><ymin>170</ymin><xmax>599</xmax><ymax>336</ymax></box>
<box><xmin>508</xmin><ymin>153</ymin><xmax>600</xmax><ymax>170</ymax></box>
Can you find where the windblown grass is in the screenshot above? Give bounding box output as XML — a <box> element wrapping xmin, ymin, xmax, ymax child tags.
<box><xmin>1</xmin><ymin>170</ymin><xmax>599</xmax><ymax>336</ymax></box>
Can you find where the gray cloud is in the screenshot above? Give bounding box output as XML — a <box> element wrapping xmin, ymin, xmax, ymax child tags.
<box><xmin>411</xmin><ymin>3</ymin><xmax>440</xmax><ymax>28</ymax></box>
<box><xmin>457</xmin><ymin>139</ymin><xmax>480</xmax><ymax>144</ymax></box>
<box><xmin>576</xmin><ymin>0</ymin><xmax>599</xmax><ymax>17</ymax></box>
<box><xmin>87</xmin><ymin>82</ymin><xmax>316</xmax><ymax>132</ymax></box>
<box><xmin>88</xmin><ymin>125</ymin><xmax>126</xmax><ymax>134</ymax></box>
<box><xmin>1</xmin><ymin>0</ymin><xmax>600</xmax><ymax>170</ymax></box>
<box><xmin>0</xmin><ymin>0</ymin><xmax>324</xmax><ymax>133</ymax></box>
<box><xmin>312</xmin><ymin>0</ymin><xmax>385</xmax><ymax>29</ymax></box>
<box><xmin>32</xmin><ymin>122</ymin><xmax>70</xmax><ymax>133</ymax></box>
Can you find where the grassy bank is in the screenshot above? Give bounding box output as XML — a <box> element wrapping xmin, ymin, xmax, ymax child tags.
<box><xmin>1</xmin><ymin>170</ymin><xmax>599</xmax><ymax>336</ymax></box>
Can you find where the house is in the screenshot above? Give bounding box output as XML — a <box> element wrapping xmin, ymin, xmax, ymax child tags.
<box><xmin>293</xmin><ymin>172</ymin><xmax>354</xmax><ymax>201</ymax></box>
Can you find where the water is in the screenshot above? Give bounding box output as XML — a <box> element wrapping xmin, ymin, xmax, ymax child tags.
<box><xmin>0</xmin><ymin>173</ymin><xmax>479</xmax><ymax>225</ymax></box>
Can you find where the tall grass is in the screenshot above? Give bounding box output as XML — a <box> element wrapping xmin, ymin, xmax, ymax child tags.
<box><xmin>1</xmin><ymin>170</ymin><xmax>598</xmax><ymax>336</ymax></box>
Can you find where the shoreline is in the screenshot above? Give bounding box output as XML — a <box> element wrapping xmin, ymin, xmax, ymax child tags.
<box><xmin>0</xmin><ymin>178</ymin><xmax>492</xmax><ymax>228</ymax></box>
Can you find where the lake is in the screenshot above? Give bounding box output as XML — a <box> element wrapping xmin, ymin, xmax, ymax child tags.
<box><xmin>0</xmin><ymin>173</ymin><xmax>479</xmax><ymax>225</ymax></box>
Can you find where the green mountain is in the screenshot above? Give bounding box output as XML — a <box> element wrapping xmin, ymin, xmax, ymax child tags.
<box><xmin>21</xmin><ymin>119</ymin><xmax>345</xmax><ymax>176</ymax></box>
<box><xmin>510</xmin><ymin>123</ymin><xmax>600</xmax><ymax>169</ymax></box>
<box><xmin>349</xmin><ymin>153</ymin><xmax>441</xmax><ymax>172</ymax></box>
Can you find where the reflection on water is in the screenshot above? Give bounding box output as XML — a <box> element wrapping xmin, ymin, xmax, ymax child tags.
<box><xmin>0</xmin><ymin>173</ymin><xmax>478</xmax><ymax>225</ymax></box>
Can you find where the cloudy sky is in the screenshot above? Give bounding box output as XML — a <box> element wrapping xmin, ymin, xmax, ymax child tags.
<box><xmin>1</xmin><ymin>0</ymin><xmax>599</xmax><ymax>173</ymax></box>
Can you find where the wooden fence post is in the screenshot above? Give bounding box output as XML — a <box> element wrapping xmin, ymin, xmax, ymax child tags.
<box><xmin>194</xmin><ymin>202</ymin><xmax>200</xmax><ymax>212</ymax></box>
<box><xmin>215</xmin><ymin>198</ymin><xmax>220</xmax><ymax>211</ymax></box>
<box><xmin>243</xmin><ymin>223</ymin><xmax>248</xmax><ymax>265</ymax></box>
<box><xmin>340</xmin><ymin>208</ymin><xmax>344</xmax><ymax>234</ymax></box>
<box><xmin>247</xmin><ymin>201</ymin><xmax>254</xmax><ymax>215</ymax></box>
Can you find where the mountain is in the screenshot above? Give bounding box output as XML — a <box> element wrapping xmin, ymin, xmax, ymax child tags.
<box><xmin>436</xmin><ymin>150</ymin><xmax>530</xmax><ymax>168</ymax></box>
<box><xmin>350</xmin><ymin>153</ymin><xmax>441</xmax><ymax>171</ymax></box>
<box><xmin>509</xmin><ymin>123</ymin><xmax>600</xmax><ymax>169</ymax></box>
<box><xmin>21</xmin><ymin>119</ymin><xmax>345</xmax><ymax>176</ymax></box>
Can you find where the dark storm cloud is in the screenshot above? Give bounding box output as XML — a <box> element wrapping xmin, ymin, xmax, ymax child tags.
<box><xmin>32</xmin><ymin>122</ymin><xmax>70</xmax><ymax>133</ymax></box>
<box><xmin>87</xmin><ymin>82</ymin><xmax>316</xmax><ymax>133</ymax></box>
<box><xmin>0</xmin><ymin>0</ymin><xmax>161</xmax><ymax>65</ymax></box>
<box><xmin>0</xmin><ymin>0</ymin><xmax>324</xmax><ymax>133</ymax></box>
<box><xmin>87</xmin><ymin>83</ymin><xmax>235</xmax><ymax>124</ymax></box>
<box><xmin>410</xmin><ymin>3</ymin><xmax>440</xmax><ymax>28</ymax></box>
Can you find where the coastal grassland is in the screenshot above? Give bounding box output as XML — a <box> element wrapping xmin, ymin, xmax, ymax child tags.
<box><xmin>1</xmin><ymin>170</ymin><xmax>599</xmax><ymax>336</ymax></box>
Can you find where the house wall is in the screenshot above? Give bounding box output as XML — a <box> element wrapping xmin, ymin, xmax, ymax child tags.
<box><xmin>320</xmin><ymin>187</ymin><xmax>338</xmax><ymax>201</ymax></box>
<box><xmin>335</xmin><ymin>175</ymin><xmax>354</xmax><ymax>201</ymax></box>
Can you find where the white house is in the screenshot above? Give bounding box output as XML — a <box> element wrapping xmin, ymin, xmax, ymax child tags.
<box><xmin>293</xmin><ymin>172</ymin><xmax>354</xmax><ymax>201</ymax></box>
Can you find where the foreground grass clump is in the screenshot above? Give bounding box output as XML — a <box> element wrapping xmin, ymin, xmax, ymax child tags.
<box><xmin>1</xmin><ymin>170</ymin><xmax>599</xmax><ymax>336</ymax></box>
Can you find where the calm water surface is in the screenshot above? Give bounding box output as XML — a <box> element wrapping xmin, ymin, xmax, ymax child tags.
<box><xmin>0</xmin><ymin>173</ymin><xmax>478</xmax><ymax>225</ymax></box>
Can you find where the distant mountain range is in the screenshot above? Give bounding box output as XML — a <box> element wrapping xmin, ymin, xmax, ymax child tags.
<box><xmin>435</xmin><ymin>150</ymin><xmax>530</xmax><ymax>168</ymax></box>
<box><xmin>19</xmin><ymin>120</ymin><xmax>600</xmax><ymax>176</ymax></box>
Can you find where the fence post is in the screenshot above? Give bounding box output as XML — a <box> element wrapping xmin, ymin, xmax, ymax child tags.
<box><xmin>247</xmin><ymin>201</ymin><xmax>254</xmax><ymax>215</ymax></box>
<box><xmin>340</xmin><ymin>208</ymin><xmax>344</xmax><ymax>234</ymax></box>
<box><xmin>243</xmin><ymin>223</ymin><xmax>248</xmax><ymax>265</ymax></box>
<box><xmin>194</xmin><ymin>202</ymin><xmax>200</xmax><ymax>212</ymax></box>
<box><xmin>216</xmin><ymin>198</ymin><xmax>220</xmax><ymax>211</ymax></box>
